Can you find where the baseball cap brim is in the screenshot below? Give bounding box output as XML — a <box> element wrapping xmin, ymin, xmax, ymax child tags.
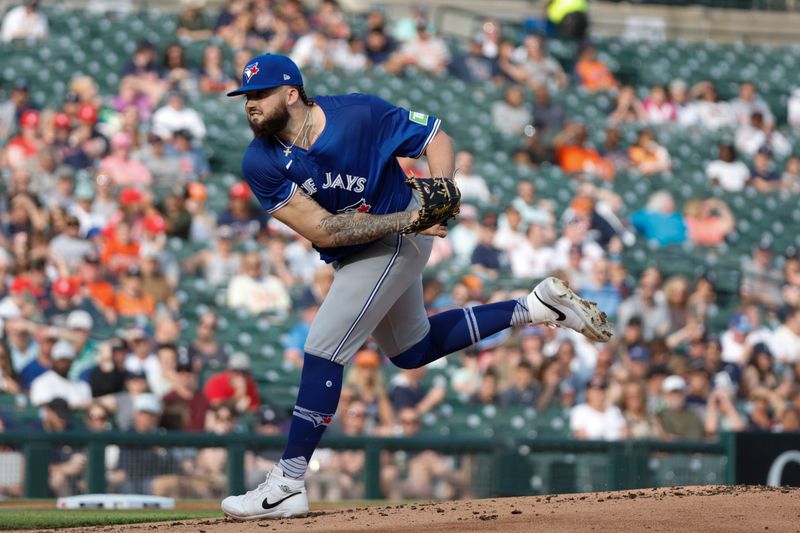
<box><xmin>227</xmin><ymin>83</ymin><xmax>282</xmax><ymax>97</ymax></box>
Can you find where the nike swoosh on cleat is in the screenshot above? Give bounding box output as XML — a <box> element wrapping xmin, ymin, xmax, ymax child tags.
<box><xmin>534</xmin><ymin>291</ymin><xmax>566</xmax><ymax>322</ymax></box>
<box><xmin>262</xmin><ymin>492</ymin><xmax>301</xmax><ymax>510</ymax></box>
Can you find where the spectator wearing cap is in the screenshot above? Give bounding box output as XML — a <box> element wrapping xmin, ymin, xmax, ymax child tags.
<box><xmin>162</xmin><ymin>348</ymin><xmax>211</xmax><ymax>431</ymax></box>
<box><xmin>123</xmin><ymin>325</ymin><xmax>160</xmax><ymax>391</ymax></box>
<box><xmin>113</xmin><ymin>264</ymin><xmax>156</xmax><ymax>318</ymax></box>
<box><xmin>37</xmin><ymin>398</ymin><xmax>72</xmax><ymax>434</ymax></box>
<box><xmin>18</xmin><ymin>325</ymin><xmax>58</xmax><ymax>390</ymax></box>
<box><xmin>29</xmin><ymin>340</ymin><xmax>91</xmax><ymax>408</ymax></box>
<box><xmin>98</xmin><ymin>132</ymin><xmax>152</xmax><ymax>188</ymax></box>
<box><xmin>217</xmin><ymin>182</ymin><xmax>269</xmax><ymax>241</ymax></box>
<box><xmin>741</xmin><ymin>239</ymin><xmax>783</xmax><ymax>309</ymax></box>
<box><xmin>203</xmin><ymin>352</ymin><xmax>260</xmax><ymax>413</ymax></box>
<box><xmin>109</xmin><ymin>393</ymin><xmax>180</xmax><ymax>494</ymax></box>
<box><xmin>96</xmin><ymin>370</ymin><xmax>149</xmax><ymax>431</ymax></box>
<box><xmin>62</xmin><ymin>309</ymin><xmax>98</xmax><ymax>380</ymax></box>
<box><xmin>43</xmin><ymin>278</ymin><xmax>83</xmax><ymax>328</ymax></box>
<box><xmin>344</xmin><ymin>349</ymin><xmax>394</xmax><ymax>430</ymax></box>
<box><xmin>152</xmin><ymin>90</ymin><xmax>206</xmax><ymax>141</ymax></box>
<box><xmin>88</xmin><ymin>338</ymin><xmax>130</xmax><ymax>397</ymax></box>
<box><xmin>656</xmin><ymin>375</ymin><xmax>704</xmax><ymax>440</ymax></box>
<box><xmin>720</xmin><ymin>313</ymin><xmax>759</xmax><ymax>366</ymax></box>
<box><xmin>0</xmin><ymin>0</ymin><xmax>48</xmax><ymax>43</ymax></box>
<box><xmin>749</xmin><ymin>148</ymin><xmax>782</xmax><ymax>193</ymax></box>
<box><xmin>226</xmin><ymin>251</ymin><xmax>290</xmax><ymax>314</ymax></box>
<box><xmin>6</xmin><ymin>109</ymin><xmax>42</xmax><ymax>169</ymax></box>
<box><xmin>570</xmin><ymin>375</ymin><xmax>626</xmax><ymax>440</ymax></box>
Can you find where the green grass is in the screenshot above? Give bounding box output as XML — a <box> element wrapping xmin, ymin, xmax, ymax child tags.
<box><xmin>0</xmin><ymin>509</ymin><xmax>220</xmax><ymax>530</ymax></box>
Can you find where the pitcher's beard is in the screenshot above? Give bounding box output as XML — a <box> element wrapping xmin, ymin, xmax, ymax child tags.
<box><xmin>248</xmin><ymin>104</ymin><xmax>290</xmax><ymax>139</ymax></box>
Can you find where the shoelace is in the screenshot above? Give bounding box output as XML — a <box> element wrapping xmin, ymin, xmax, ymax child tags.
<box><xmin>243</xmin><ymin>471</ymin><xmax>272</xmax><ymax>502</ymax></box>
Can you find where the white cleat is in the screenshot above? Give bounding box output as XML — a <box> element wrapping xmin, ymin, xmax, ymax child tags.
<box><xmin>527</xmin><ymin>277</ymin><xmax>613</xmax><ymax>343</ymax></box>
<box><xmin>221</xmin><ymin>465</ymin><xmax>309</xmax><ymax>521</ymax></box>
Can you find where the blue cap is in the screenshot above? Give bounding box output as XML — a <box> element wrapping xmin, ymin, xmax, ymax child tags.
<box><xmin>730</xmin><ymin>314</ymin><xmax>752</xmax><ymax>333</ymax></box>
<box><xmin>227</xmin><ymin>54</ymin><xmax>303</xmax><ymax>97</ymax></box>
<box><xmin>629</xmin><ymin>345</ymin><xmax>651</xmax><ymax>363</ymax></box>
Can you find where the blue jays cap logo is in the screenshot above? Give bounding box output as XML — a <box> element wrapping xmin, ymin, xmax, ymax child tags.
<box><xmin>243</xmin><ymin>62</ymin><xmax>260</xmax><ymax>83</ymax></box>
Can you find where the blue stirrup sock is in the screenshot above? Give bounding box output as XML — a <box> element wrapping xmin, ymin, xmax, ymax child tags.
<box><xmin>277</xmin><ymin>354</ymin><xmax>343</xmax><ymax>480</ymax></box>
<box><xmin>391</xmin><ymin>298</ymin><xmax>529</xmax><ymax>369</ymax></box>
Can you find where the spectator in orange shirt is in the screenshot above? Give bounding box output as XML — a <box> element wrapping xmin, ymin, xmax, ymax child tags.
<box><xmin>113</xmin><ymin>264</ymin><xmax>155</xmax><ymax>318</ymax></box>
<box><xmin>628</xmin><ymin>129</ymin><xmax>672</xmax><ymax>176</ymax></box>
<box><xmin>101</xmin><ymin>220</ymin><xmax>140</xmax><ymax>276</ymax></box>
<box><xmin>575</xmin><ymin>45</ymin><xmax>617</xmax><ymax>92</ymax></box>
<box><xmin>553</xmin><ymin>122</ymin><xmax>615</xmax><ymax>180</ymax></box>
<box><xmin>78</xmin><ymin>250</ymin><xmax>115</xmax><ymax>312</ymax></box>
<box><xmin>683</xmin><ymin>198</ymin><xmax>735</xmax><ymax>247</ymax></box>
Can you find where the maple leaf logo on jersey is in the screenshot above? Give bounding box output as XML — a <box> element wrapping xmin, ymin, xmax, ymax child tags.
<box><xmin>243</xmin><ymin>62</ymin><xmax>260</xmax><ymax>83</ymax></box>
<box><xmin>338</xmin><ymin>198</ymin><xmax>372</xmax><ymax>214</ymax></box>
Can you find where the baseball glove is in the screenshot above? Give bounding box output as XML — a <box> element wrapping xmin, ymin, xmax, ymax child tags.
<box><xmin>400</xmin><ymin>176</ymin><xmax>461</xmax><ymax>234</ymax></box>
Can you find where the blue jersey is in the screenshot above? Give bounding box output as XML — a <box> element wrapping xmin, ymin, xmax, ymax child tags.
<box><xmin>241</xmin><ymin>93</ymin><xmax>441</xmax><ymax>263</ymax></box>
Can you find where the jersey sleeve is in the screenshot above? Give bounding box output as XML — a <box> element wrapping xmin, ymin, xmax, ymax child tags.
<box><xmin>369</xmin><ymin>95</ymin><xmax>442</xmax><ymax>159</ymax></box>
<box><xmin>241</xmin><ymin>147</ymin><xmax>297</xmax><ymax>214</ymax></box>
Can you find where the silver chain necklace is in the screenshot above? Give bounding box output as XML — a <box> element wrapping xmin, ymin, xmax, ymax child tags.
<box><xmin>274</xmin><ymin>108</ymin><xmax>313</xmax><ymax>157</ymax></box>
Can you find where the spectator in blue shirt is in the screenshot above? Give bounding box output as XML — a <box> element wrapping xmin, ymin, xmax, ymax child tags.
<box><xmin>579</xmin><ymin>257</ymin><xmax>622</xmax><ymax>321</ymax></box>
<box><xmin>19</xmin><ymin>326</ymin><xmax>57</xmax><ymax>390</ymax></box>
<box><xmin>631</xmin><ymin>190</ymin><xmax>686</xmax><ymax>247</ymax></box>
<box><xmin>283</xmin><ymin>306</ymin><xmax>318</xmax><ymax>368</ymax></box>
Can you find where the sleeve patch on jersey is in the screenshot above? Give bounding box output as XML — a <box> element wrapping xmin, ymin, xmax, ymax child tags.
<box><xmin>409</xmin><ymin>111</ymin><xmax>429</xmax><ymax>126</ymax></box>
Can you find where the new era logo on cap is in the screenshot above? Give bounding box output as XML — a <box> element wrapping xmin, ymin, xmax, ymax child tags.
<box><xmin>283</xmin><ymin>74</ymin><xmax>291</xmax><ymax>80</ymax></box>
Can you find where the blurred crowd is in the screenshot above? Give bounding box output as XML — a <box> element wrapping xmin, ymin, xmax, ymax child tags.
<box><xmin>0</xmin><ymin>0</ymin><xmax>799</xmax><ymax>500</ymax></box>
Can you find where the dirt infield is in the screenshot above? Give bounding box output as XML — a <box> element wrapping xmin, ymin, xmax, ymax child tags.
<box><xmin>22</xmin><ymin>485</ymin><xmax>800</xmax><ymax>532</ymax></box>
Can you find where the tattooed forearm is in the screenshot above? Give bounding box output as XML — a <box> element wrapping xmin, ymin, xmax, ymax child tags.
<box><xmin>317</xmin><ymin>211</ymin><xmax>415</xmax><ymax>247</ymax></box>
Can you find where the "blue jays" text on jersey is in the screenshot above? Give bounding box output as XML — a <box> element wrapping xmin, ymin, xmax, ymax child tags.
<box><xmin>241</xmin><ymin>93</ymin><xmax>441</xmax><ymax>263</ymax></box>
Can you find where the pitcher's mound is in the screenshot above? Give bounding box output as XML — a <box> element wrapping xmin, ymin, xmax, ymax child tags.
<box><xmin>72</xmin><ymin>485</ymin><xmax>800</xmax><ymax>533</ymax></box>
